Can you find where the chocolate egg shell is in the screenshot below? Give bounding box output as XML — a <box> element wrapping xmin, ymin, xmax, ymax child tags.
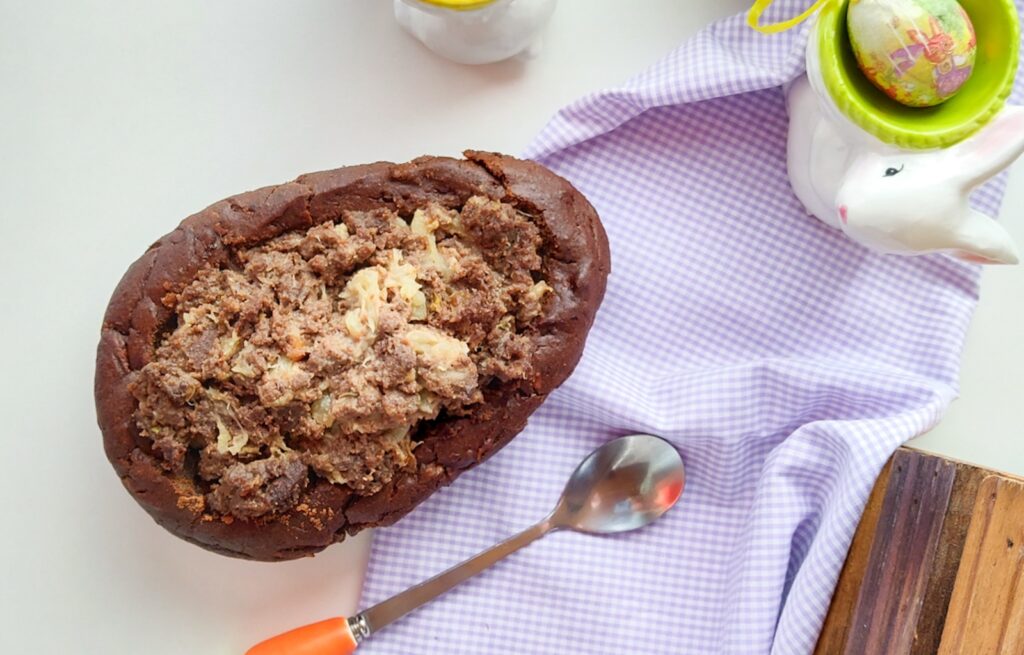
<box><xmin>848</xmin><ymin>0</ymin><xmax>977</xmax><ymax>107</ymax></box>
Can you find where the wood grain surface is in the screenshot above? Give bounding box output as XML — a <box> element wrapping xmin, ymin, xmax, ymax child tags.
<box><xmin>814</xmin><ymin>460</ymin><xmax>892</xmax><ymax>655</ymax></box>
<box><xmin>815</xmin><ymin>448</ymin><xmax>1024</xmax><ymax>655</ymax></box>
<box><xmin>910</xmin><ymin>461</ymin><xmax>990</xmax><ymax>655</ymax></box>
<box><xmin>938</xmin><ymin>476</ymin><xmax>1024</xmax><ymax>655</ymax></box>
<box><xmin>842</xmin><ymin>451</ymin><xmax>957</xmax><ymax>654</ymax></box>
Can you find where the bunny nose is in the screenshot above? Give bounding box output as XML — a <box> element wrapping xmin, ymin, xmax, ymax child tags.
<box><xmin>838</xmin><ymin>205</ymin><xmax>848</xmax><ymax>224</ymax></box>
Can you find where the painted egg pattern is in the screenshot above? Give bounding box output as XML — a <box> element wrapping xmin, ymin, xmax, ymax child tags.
<box><xmin>847</xmin><ymin>0</ymin><xmax>976</xmax><ymax>107</ymax></box>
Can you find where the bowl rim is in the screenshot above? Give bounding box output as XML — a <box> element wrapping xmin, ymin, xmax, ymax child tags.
<box><xmin>817</xmin><ymin>0</ymin><xmax>1020</xmax><ymax>149</ymax></box>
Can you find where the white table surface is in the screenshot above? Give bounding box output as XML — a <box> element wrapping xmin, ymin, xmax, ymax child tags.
<box><xmin>2</xmin><ymin>2</ymin><xmax>1021</xmax><ymax>653</ymax></box>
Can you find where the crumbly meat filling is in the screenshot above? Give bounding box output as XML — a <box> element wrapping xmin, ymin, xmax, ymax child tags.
<box><xmin>129</xmin><ymin>197</ymin><xmax>552</xmax><ymax>519</ymax></box>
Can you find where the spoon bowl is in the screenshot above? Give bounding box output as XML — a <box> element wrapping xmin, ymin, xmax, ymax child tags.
<box><xmin>553</xmin><ymin>434</ymin><xmax>685</xmax><ymax>534</ymax></box>
<box><xmin>247</xmin><ymin>434</ymin><xmax>686</xmax><ymax>655</ymax></box>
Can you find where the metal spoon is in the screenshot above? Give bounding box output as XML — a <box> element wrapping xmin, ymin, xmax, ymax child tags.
<box><xmin>246</xmin><ymin>434</ymin><xmax>685</xmax><ymax>655</ymax></box>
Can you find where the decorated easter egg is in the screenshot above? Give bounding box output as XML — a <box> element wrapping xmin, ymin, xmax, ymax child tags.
<box><xmin>847</xmin><ymin>0</ymin><xmax>977</xmax><ymax>107</ymax></box>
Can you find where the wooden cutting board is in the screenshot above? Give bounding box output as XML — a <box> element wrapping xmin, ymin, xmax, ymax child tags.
<box><xmin>816</xmin><ymin>447</ymin><xmax>1024</xmax><ymax>655</ymax></box>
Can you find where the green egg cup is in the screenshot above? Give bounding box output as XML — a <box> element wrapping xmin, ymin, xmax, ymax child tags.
<box><xmin>817</xmin><ymin>0</ymin><xmax>1020</xmax><ymax>149</ymax></box>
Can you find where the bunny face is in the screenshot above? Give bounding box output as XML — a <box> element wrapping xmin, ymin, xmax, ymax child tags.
<box><xmin>787</xmin><ymin>73</ymin><xmax>1024</xmax><ymax>264</ymax></box>
<box><xmin>828</xmin><ymin>106</ymin><xmax>1024</xmax><ymax>264</ymax></box>
<box><xmin>835</xmin><ymin>149</ymin><xmax>967</xmax><ymax>255</ymax></box>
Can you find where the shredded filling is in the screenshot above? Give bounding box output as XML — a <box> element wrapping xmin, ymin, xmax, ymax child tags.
<box><xmin>130</xmin><ymin>197</ymin><xmax>552</xmax><ymax>519</ymax></box>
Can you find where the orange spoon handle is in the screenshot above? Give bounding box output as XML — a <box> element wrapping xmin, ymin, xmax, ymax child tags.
<box><xmin>246</xmin><ymin>617</ymin><xmax>358</xmax><ymax>655</ymax></box>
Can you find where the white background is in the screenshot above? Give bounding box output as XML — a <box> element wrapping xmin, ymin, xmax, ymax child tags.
<box><xmin>1</xmin><ymin>1</ymin><xmax>1021</xmax><ymax>653</ymax></box>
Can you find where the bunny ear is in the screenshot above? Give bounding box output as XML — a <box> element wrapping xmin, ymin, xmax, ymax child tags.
<box><xmin>947</xmin><ymin>209</ymin><xmax>1020</xmax><ymax>265</ymax></box>
<box><xmin>954</xmin><ymin>106</ymin><xmax>1024</xmax><ymax>190</ymax></box>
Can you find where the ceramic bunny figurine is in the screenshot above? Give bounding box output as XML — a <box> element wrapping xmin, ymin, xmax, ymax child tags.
<box><xmin>787</xmin><ymin>74</ymin><xmax>1024</xmax><ymax>264</ymax></box>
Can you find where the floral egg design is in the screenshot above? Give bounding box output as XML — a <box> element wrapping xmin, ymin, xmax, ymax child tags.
<box><xmin>848</xmin><ymin>0</ymin><xmax>976</xmax><ymax>107</ymax></box>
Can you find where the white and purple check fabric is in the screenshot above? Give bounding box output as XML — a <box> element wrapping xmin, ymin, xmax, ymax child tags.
<box><xmin>360</xmin><ymin>4</ymin><xmax>1024</xmax><ymax>653</ymax></box>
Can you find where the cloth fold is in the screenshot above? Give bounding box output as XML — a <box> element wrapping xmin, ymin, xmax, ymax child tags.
<box><xmin>361</xmin><ymin>4</ymin><xmax>1023</xmax><ymax>653</ymax></box>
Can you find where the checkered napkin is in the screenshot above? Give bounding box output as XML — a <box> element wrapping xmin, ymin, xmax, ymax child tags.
<box><xmin>360</xmin><ymin>4</ymin><xmax>1024</xmax><ymax>653</ymax></box>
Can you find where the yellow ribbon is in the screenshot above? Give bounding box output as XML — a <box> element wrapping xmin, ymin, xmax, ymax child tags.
<box><xmin>747</xmin><ymin>0</ymin><xmax>831</xmax><ymax>34</ymax></box>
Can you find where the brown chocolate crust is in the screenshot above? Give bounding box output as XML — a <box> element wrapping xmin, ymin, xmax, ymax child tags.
<box><xmin>95</xmin><ymin>152</ymin><xmax>610</xmax><ymax>560</ymax></box>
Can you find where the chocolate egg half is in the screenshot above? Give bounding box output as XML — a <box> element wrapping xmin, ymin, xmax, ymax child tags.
<box><xmin>848</xmin><ymin>0</ymin><xmax>977</xmax><ymax>107</ymax></box>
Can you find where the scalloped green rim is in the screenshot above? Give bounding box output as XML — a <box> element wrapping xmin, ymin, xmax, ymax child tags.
<box><xmin>417</xmin><ymin>0</ymin><xmax>498</xmax><ymax>10</ymax></box>
<box><xmin>818</xmin><ymin>0</ymin><xmax>1020</xmax><ymax>149</ymax></box>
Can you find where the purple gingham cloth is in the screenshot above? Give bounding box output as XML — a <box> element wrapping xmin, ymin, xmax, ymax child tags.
<box><xmin>360</xmin><ymin>4</ymin><xmax>1024</xmax><ymax>653</ymax></box>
